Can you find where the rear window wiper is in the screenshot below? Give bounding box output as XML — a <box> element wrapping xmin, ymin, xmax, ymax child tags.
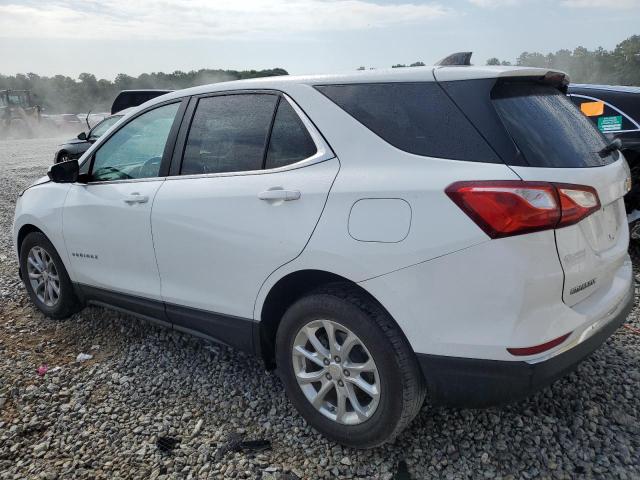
<box><xmin>598</xmin><ymin>138</ymin><xmax>622</xmax><ymax>158</ymax></box>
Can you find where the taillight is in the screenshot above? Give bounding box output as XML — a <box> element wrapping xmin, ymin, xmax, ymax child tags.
<box><xmin>446</xmin><ymin>181</ymin><xmax>600</xmax><ymax>239</ymax></box>
<box><xmin>555</xmin><ymin>183</ymin><xmax>600</xmax><ymax>227</ymax></box>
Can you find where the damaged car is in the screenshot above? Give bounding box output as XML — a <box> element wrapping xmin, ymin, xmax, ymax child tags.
<box><xmin>15</xmin><ymin>65</ymin><xmax>633</xmax><ymax>447</ymax></box>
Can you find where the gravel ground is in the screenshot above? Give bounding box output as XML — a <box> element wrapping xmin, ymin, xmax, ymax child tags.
<box><xmin>0</xmin><ymin>137</ymin><xmax>638</xmax><ymax>480</ymax></box>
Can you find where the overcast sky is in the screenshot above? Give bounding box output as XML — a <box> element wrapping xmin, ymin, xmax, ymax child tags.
<box><xmin>0</xmin><ymin>0</ymin><xmax>638</xmax><ymax>79</ymax></box>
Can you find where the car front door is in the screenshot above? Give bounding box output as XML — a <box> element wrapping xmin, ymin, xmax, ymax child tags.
<box><xmin>151</xmin><ymin>93</ymin><xmax>338</xmax><ymax>348</ymax></box>
<box><xmin>63</xmin><ymin>100</ymin><xmax>185</xmax><ymax>309</ymax></box>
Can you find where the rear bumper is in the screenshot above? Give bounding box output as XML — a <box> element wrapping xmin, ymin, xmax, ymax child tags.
<box><xmin>417</xmin><ymin>281</ymin><xmax>635</xmax><ymax>408</ymax></box>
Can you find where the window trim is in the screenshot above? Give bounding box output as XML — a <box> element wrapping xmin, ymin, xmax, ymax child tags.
<box><xmin>167</xmin><ymin>89</ymin><xmax>334</xmax><ymax>181</ymax></box>
<box><xmin>262</xmin><ymin>95</ymin><xmax>282</xmax><ymax>170</ymax></box>
<box><xmin>76</xmin><ymin>98</ymin><xmax>189</xmax><ymax>186</ymax></box>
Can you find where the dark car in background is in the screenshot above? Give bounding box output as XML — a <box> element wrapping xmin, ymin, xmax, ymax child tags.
<box><xmin>568</xmin><ymin>84</ymin><xmax>640</xmax><ymax>159</ymax></box>
<box><xmin>53</xmin><ymin>112</ymin><xmax>125</xmax><ymax>163</ymax></box>
<box><xmin>568</xmin><ymin>84</ymin><xmax>640</xmax><ymax>236</ymax></box>
<box><xmin>53</xmin><ymin>89</ymin><xmax>172</xmax><ymax>163</ymax></box>
<box><xmin>110</xmin><ymin>89</ymin><xmax>172</xmax><ymax>114</ymax></box>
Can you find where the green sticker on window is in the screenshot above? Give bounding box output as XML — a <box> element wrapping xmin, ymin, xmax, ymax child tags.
<box><xmin>597</xmin><ymin>115</ymin><xmax>623</xmax><ymax>132</ymax></box>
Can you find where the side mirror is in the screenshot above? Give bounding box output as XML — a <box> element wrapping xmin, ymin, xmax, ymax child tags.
<box><xmin>77</xmin><ymin>131</ymin><xmax>87</xmax><ymax>140</ymax></box>
<box><xmin>48</xmin><ymin>159</ymin><xmax>79</xmax><ymax>183</ymax></box>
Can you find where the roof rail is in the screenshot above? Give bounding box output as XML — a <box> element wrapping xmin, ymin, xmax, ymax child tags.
<box><xmin>435</xmin><ymin>52</ymin><xmax>473</xmax><ymax>66</ymax></box>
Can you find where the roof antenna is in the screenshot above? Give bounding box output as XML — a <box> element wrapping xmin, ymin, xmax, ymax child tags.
<box><xmin>435</xmin><ymin>52</ymin><xmax>472</xmax><ymax>66</ymax></box>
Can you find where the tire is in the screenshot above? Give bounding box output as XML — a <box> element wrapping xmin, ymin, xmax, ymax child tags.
<box><xmin>56</xmin><ymin>152</ymin><xmax>69</xmax><ymax>164</ymax></box>
<box><xmin>630</xmin><ymin>219</ymin><xmax>640</xmax><ymax>242</ymax></box>
<box><xmin>276</xmin><ymin>283</ymin><xmax>426</xmax><ymax>448</ymax></box>
<box><xmin>19</xmin><ymin>232</ymin><xmax>81</xmax><ymax>319</ymax></box>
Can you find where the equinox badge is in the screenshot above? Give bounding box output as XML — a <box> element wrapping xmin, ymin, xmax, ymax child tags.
<box><xmin>569</xmin><ymin>278</ymin><xmax>596</xmax><ymax>295</ymax></box>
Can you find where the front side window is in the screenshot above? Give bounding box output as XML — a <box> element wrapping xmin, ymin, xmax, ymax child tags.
<box><xmin>181</xmin><ymin>94</ymin><xmax>278</xmax><ymax>175</ymax></box>
<box><xmin>91</xmin><ymin>102</ymin><xmax>179</xmax><ymax>181</ymax></box>
<box><xmin>265</xmin><ymin>99</ymin><xmax>317</xmax><ymax>169</ymax></box>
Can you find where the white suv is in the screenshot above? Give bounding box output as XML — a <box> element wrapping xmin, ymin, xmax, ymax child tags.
<box><xmin>13</xmin><ymin>66</ymin><xmax>634</xmax><ymax>447</ymax></box>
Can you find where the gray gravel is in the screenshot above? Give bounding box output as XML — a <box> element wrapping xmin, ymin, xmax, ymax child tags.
<box><xmin>1</xmin><ymin>137</ymin><xmax>639</xmax><ymax>479</ymax></box>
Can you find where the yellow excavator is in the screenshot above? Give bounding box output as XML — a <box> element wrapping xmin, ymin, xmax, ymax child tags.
<box><xmin>0</xmin><ymin>89</ymin><xmax>42</xmax><ymax>138</ymax></box>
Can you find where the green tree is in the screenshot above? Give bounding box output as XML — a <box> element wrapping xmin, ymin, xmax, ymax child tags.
<box><xmin>517</xmin><ymin>51</ymin><xmax>547</xmax><ymax>68</ymax></box>
<box><xmin>613</xmin><ymin>35</ymin><xmax>640</xmax><ymax>85</ymax></box>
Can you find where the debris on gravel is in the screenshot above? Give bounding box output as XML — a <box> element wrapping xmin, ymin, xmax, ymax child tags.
<box><xmin>75</xmin><ymin>353</ymin><xmax>93</xmax><ymax>363</ymax></box>
<box><xmin>0</xmin><ymin>137</ymin><xmax>638</xmax><ymax>479</ymax></box>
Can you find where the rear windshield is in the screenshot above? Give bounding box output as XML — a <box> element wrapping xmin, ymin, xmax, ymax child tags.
<box><xmin>492</xmin><ymin>82</ymin><xmax>615</xmax><ymax>168</ymax></box>
<box><xmin>315</xmin><ymin>83</ymin><xmax>500</xmax><ymax>163</ymax></box>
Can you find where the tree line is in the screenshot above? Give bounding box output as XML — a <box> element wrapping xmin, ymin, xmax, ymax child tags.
<box><xmin>0</xmin><ymin>68</ymin><xmax>288</xmax><ymax>114</ymax></box>
<box><xmin>489</xmin><ymin>35</ymin><xmax>640</xmax><ymax>85</ymax></box>
<box><xmin>374</xmin><ymin>35</ymin><xmax>640</xmax><ymax>86</ymax></box>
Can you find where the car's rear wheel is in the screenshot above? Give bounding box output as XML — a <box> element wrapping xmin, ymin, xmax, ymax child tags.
<box><xmin>20</xmin><ymin>232</ymin><xmax>81</xmax><ymax>319</ymax></box>
<box><xmin>276</xmin><ymin>284</ymin><xmax>425</xmax><ymax>448</ymax></box>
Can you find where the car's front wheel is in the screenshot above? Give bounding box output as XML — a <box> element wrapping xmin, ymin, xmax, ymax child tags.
<box><xmin>276</xmin><ymin>284</ymin><xmax>426</xmax><ymax>448</ymax></box>
<box><xmin>20</xmin><ymin>232</ymin><xmax>81</xmax><ymax>319</ymax></box>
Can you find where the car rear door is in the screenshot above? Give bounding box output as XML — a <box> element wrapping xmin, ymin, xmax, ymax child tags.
<box><xmin>151</xmin><ymin>92</ymin><xmax>337</xmax><ymax>347</ymax></box>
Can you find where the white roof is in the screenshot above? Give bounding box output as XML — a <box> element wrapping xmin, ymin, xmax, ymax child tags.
<box><xmin>144</xmin><ymin>65</ymin><xmax>564</xmax><ymax>106</ymax></box>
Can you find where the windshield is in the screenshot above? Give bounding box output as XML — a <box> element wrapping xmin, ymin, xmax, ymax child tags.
<box><xmin>89</xmin><ymin>115</ymin><xmax>122</xmax><ymax>139</ymax></box>
<box><xmin>492</xmin><ymin>82</ymin><xmax>615</xmax><ymax>168</ymax></box>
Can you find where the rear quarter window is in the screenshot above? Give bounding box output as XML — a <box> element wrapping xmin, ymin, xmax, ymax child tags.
<box><xmin>265</xmin><ymin>99</ymin><xmax>317</xmax><ymax>169</ymax></box>
<box><xmin>315</xmin><ymin>83</ymin><xmax>500</xmax><ymax>163</ymax></box>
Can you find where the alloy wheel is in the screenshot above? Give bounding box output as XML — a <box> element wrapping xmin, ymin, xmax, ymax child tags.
<box><xmin>291</xmin><ymin>319</ymin><xmax>381</xmax><ymax>425</ymax></box>
<box><xmin>26</xmin><ymin>246</ymin><xmax>61</xmax><ymax>307</ymax></box>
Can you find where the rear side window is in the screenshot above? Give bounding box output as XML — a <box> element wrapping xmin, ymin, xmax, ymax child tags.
<box><xmin>315</xmin><ymin>83</ymin><xmax>499</xmax><ymax>163</ymax></box>
<box><xmin>493</xmin><ymin>83</ymin><xmax>614</xmax><ymax>167</ymax></box>
<box><xmin>265</xmin><ymin>99</ymin><xmax>317</xmax><ymax>169</ymax></box>
<box><xmin>181</xmin><ymin>94</ymin><xmax>278</xmax><ymax>175</ymax></box>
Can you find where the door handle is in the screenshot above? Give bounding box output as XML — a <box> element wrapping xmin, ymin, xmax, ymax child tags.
<box><xmin>258</xmin><ymin>188</ymin><xmax>301</xmax><ymax>201</ymax></box>
<box><xmin>123</xmin><ymin>192</ymin><xmax>149</xmax><ymax>204</ymax></box>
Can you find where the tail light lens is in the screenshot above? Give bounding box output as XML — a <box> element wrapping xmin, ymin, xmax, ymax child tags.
<box><xmin>555</xmin><ymin>184</ymin><xmax>600</xmax><ymax>227</ymax></box>
<box><xmin>446</xmin><ymin>181</ymin><xmax>600</xmax><ymax>239</ymax></box>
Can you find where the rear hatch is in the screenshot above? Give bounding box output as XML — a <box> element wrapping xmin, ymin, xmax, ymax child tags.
<box><xmin>437</xmin><ymin>70</ymin><xmax>630</xmax><ymax>307</ymax></box>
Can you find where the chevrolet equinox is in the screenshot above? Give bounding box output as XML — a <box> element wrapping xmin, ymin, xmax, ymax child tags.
<box><xmin>13</xmin><ymin>66</ymin><xmax>634</xmax><ymax>447</ymax></box>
